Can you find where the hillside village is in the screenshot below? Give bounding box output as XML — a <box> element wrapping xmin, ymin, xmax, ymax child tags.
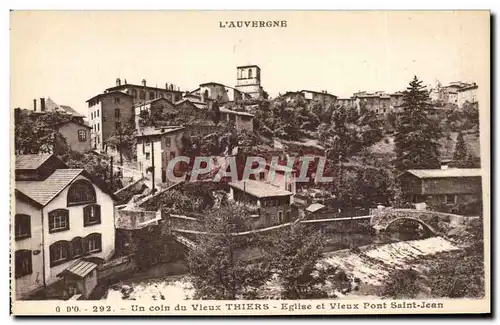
<box><xmin>13</xmin><ymin>64</ymin><xmax>484</xmax><ymax>301</ymax></box>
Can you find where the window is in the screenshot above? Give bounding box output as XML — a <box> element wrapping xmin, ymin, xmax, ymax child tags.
<box><xmin>115</xmin><ymin>108</ymin><xmax>120</xmax><ymax>118</ymax></box>
<box><xmin>78</xmin><ymin>129</ymin><xmax>87</xmax><ymax>142</ymax></box>
<box><xmin>97</xmin><ymin>110</ymin><xmax>99</xmax><ymax>117</ymax></box>
<box><xmin>248</xmin><ymin>69</ymin><xmax>253</xmax><ymax>78</ymax></box>
<box><xmin>142</xmin><ymin>141</ymin><xmax>145</xmax><ymax>154</ymax></box>
<box><xmin>50</xmin><ymin>241</ymin><xmax>69</xmax><ymax>267</ymax></box>
<box><xmin>15</xmin><ymin>250</ymin><xmax>32</xmax><ymax>278</ymax></box>
<box><xmin>83</xmin><ymin>204</ymin><xmax>101</xmax><ymax>226</ymax></box>
<box><xmin>149</xmin><ymin>92</ymin><xmax>155</xmax><ymax>100</ymax></box>
<box><xmin>278</xmin><ymin>211</ymin><xmax>283</xmax><ymax>223</ymax></box>
<box><xmin>146</xmin><ymin>152</ymin><xmax>150</xmax><ymax>160</ymax></box>
<box><xmin>140</xmin><ymin>91</ymin><xmax>146</xmax><ymax>100</ymax></box>
<box><xmin>91</xmin><ymin>112</ymin><xmax>94</xmax><ymax>120</ymax></box>
<box><xmin>97</xmin><ymin>123</ymin><xmax>100</xmax><ymax>132</ymax></box>
<box><xmin>48</xmin><ymin>209</ymin><xmax>70</xmax><ymax>233</ymax></box>
<box><xmin>259</xmin><ymin>171</ymin><xmax>265</xmax><ymax>181</ymax></box>
<box><xmin>15</xmin><ymin>214</ymin><xmax>31</xmax><ymax>240</ymax></box>
<box><xmin>67</xmin><ymin>179</ymin><xmax>96</xmax><ymax>206</ymax></box>
<box><xmin>115</xmin><ymin>121</ymin><xmax>121</xmax><ymax>130</ymax></box>
<box><xmin>84</xmin><ymin>233</ymin><xmax>102</xmax><ymax>254</ymax></box>
<box><xmin>70</xmin><ymin>237</ymin><xmax>83</xmax><ymax>258</ymax></box>
<box><xmin>114</xmin><ymin>97</ymin><xmax>120</xmax><ymax>104</ymax></box>
<box><xmin>444</xmin><ymin>194</ymin><xmax>457</xmax><ymax>205</ymax></box>
<box><xmin>132</xmin><ymin>89</ymin><xmax>137</xmax><ymax>98</ymax></box>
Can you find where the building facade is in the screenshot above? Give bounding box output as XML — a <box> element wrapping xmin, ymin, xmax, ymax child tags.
<box><xmin>86</xmin><ymin>91</ymin><xmax>134</xmax><ymax>151</ymax></box>
<box><xmin>228</xmin><ymin>179</ymin><xmax>294</xmax><ymax>228</ymax></box>
<box><xmin>398</xmin><ymin>168</ymin><xmax>482</xmax><ymax>209</ymax></box>
<box><xmin>235</xmin><ymin>65</ymin><xmax>264</xmax><ymax>99</ymax></box>
<box><xmin>134</xmin><ymin>98</ymin><xmax>177</xmax><ymax>127</ymax></box>
<box><xmin>299</xmin><ymin>90</ymin><xmax>338</xmax><ymax>108</ymax></box>
<box><xmin>14</xmin><ymin>154</ymin><xmax>116</xmax><ymax>299</ymax></box>
<box><xmin>105</xmin><ymin>78</ymin><xmax>184</xmax><ymax>105</ymax></box>
<box><xmin>57</xmin><ymin>121</ymin><xmax>92</xmax><ymax>153</ymax></box>
<box><xmin>136</xmin><ymin>127</ymin><xmax>185</xmax><ymax>184</ymax></box>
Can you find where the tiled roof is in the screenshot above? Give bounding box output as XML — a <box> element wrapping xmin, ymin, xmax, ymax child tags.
<box><xmin>219</xmin><ymin>107</ymin><xmax>254</xmax><ymax>117</ymax></box>
<box><xmin>136</xmin><ymin>126</ymin><xmax>185</xmax><ymax>138</ymax></box>
<box><xmin>15</xmin><ymin>154</ymin><xmax>53</xmax><ymax>170</ymax></box>
<box><xmin>16</xmin><ymin>169</ymin><xmax>84</xmax><ymax>206</ymax></box>
<box><xmin>403</xmin><ymin>168</ymin><xmax>482</xmax><ymax>179</ymax></box>
<box><xmin>229</xmin><ymin>180</ymin><xmax>292</xmax><ymax>198</ymax></box>
<box><xmin>59</xmin><ymin>105</ymin><xmax>84</xmax><ymax>117</ymax></box>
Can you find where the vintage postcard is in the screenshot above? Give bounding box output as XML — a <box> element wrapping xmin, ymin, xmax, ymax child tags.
<box><xmin>10</xmin><ymin>10</ymin><xmax>490</xmax><ymax>316</ymax></box>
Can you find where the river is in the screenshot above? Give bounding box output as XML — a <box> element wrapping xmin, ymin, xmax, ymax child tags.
<box><xmin>102</xmin><ymin>228</ymin><xmax>460</xmax><ymax>301</ymax></box>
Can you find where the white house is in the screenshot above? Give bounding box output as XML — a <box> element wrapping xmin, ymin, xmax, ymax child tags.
<box><xmin>14</xmin><ymin>154</ymin><xmax>117</xmax><ymax>299</ymax></box>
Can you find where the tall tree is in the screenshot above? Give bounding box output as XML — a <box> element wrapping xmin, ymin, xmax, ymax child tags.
<box><xmin>394</xmin><ymin>76</ymin><xmax>442</xmax><ymax>173</ymax></box>
<box><xmin>187</xmin><ymin>204</ymin><xmax>271</xmax><ymax>299</ymax></box>
<box><xmin>452</xmin><ymin>132</ymin><xmax>468</xmax><ymax>164</ymax></box>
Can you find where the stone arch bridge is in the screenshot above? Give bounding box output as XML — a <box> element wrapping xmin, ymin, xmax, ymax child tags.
<box><xmin>370</xmin><ymin>208</ymin><xmax>470</xmax><ymax>236</ymax></box>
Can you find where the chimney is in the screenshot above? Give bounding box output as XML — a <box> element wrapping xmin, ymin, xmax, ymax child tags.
<box><xmin>142</xmin><ymin>79</ymin><xmax>147</xmax><ymax>87</ymax></box>
<box><xmin>40</xmin><ymin>98</ymin><xmax>46</xmax><ymax>112</ymax></box>
<box><xmin>116</xmin><ymin>78</ymin><xmax>121</xmax><ymax>86</ymax></box>
<box><xmin>165</xmin><ymin>82</ymin><xmax>169</xmax><ymax>89</ymax></box>
<box><xmin>33</xmin><ymin>99</ymin><xmax>37</xmax><ymax>112</ymax></box>
<box><xmin>170</xmin><ymin>84</ymin><xmax>174</xmax><ymax>91</ymax></box>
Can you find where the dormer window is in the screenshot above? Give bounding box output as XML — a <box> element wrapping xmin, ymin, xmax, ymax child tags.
<box><xmin>67</xmin><ymin>179</ymin><xmax>96</xmax><ymax>207</ymax></box>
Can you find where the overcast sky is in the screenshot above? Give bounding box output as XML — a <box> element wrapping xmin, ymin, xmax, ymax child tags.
<box><xmin>10</xmin><ymin>10</ymin><xmax>489</xmax><ymax>115</ymax></box>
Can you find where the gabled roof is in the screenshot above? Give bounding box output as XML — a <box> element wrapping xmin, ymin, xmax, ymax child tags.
<box><xmin>15</xmin><ymin>154</ymin><xmax>53</xmax><ymax>170</ymax></box>
<box><xmin>401</xmin><ymin>168</ymin><xmax>482</xmax><ymax>179</ymax></box>
<box><xmin>58</xmin><ymin>120</ymin><xmax>92</xmax><ymax>129</ymax></box>
<box><xmin>105</xmin><ymin>83</ymin><xmax>184</xmax><ymax>93</ymax></box>
<box><xmin>299</xmin><ymin>90</ymin><xmax>338</xmax><ymax>98</ymax></box>
<box><xmin>219</xmin><ymin>107</ymin><xmax>254</xmax><ymax>117</ymax></box>
<box><xmin>136</xmin><ymin>126</ymin><xmax>185</xmax><ymax>138</ymax></box>
<box><xmin>42</xmin><ymin>98</ymin><xmax>84</xmax><ymax>117</ymax></box>
<box><xmin>174</xmin><ymin>98</ymin><xmax>207</xmax><ymax>109</ymax></box>
<box><xmin>132</xmin><ymin>97</ymin><xmax>174</xmax><ymax>108</ymax></box>
<box><xmin>229</xmin><ymin>180</ymin><xmax>292</xmax><ymax>198</ymax></box>
<box><xmin>16</xmin><ymin>169</ymin><xmax>85</xmax><ymax>206</ymax></box>
<box><xmin>16</xmin><ymin>168</ymin><xmax>119</xmax><ymax>207</ymax></box>
<box><xmin>86</xmin><ymin>91</ymin><xmax>133</xmax><ymax>103</ymax></box>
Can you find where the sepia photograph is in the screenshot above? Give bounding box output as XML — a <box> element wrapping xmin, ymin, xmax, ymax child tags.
<box><xmin>9</xmin><ymin>10</ymin><xmax>490</xmax><ymax>316</ymax></box>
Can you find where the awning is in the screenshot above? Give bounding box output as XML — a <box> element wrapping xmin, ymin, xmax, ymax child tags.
<box><xmin>57</xmin><ymin>259</ymin><xmax>98</xmax><ymax>279</ymax></box>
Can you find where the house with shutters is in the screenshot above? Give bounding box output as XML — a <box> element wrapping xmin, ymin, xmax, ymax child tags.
<box><xmin>13</xmin><ymin>154</ymin><xmax>117</xmax><ymax>299</ymax></box>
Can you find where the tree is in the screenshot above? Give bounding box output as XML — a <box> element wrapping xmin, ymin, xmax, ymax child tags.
<box><xmin>105</xmin><ymin>121</ymin><xmax>137</xmax><ymax>162</ymax></box>
<box><xmin>187</xmin><ymin>204</ymin><xmax>271</xmax><ymax>299</ymax></box>
<box><xmin>14</xmin><ymin>109</ymin><xmax>75</xmax><ymax>155</ymax></box>
<box><xmin>452</xmin><ymin>131</ymin><xmax>467</xmax><ymax>163</ymax></box>
<box><xmin>394</xmin><ymin>76</ymin><xmax>443</xmax><ymax>173</ymax></box>
<box><xmin>265</xmin><ymin>225</ymin><xmax>336</xmax><ymax>299</ymax></box>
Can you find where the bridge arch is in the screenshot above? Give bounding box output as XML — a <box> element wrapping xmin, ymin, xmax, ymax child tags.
<box><xmin>383</xmin><ymin>217</ymin><xmax>437</xmax><ymax>236</ymax></box>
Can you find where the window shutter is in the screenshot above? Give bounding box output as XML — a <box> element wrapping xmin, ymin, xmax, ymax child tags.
<box><xmin>82</xmin><ymin>237</ymin><xmax>89</xmax><ymax>256</ymax></box>
<box><xmin>49</xmin><ymin>245</ymin><xmax>55</xmax><ymax>267</ymax></box>
<box><xmin>96</xmin><ymin>205</ymin><xmax>101</xmax><ymax>224</ymax></box>
<box><xmin>27</xmin><ymin>251</ymin><xmax>32</xmax><ymax>275</ymax></box>
<box><xmin>97</xmin><ymin>233</ymin><xmax>102</xmax><ymax>250</ymax></box>
<box><xmin>83</xmin><ymin>205</ymin><xmax>89</xmax><ymax>226</ymax></box>
<box><xmin>26</xmin><ymin>216</ymin><xmax>31</xmax><ymax>238</ymax></box>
